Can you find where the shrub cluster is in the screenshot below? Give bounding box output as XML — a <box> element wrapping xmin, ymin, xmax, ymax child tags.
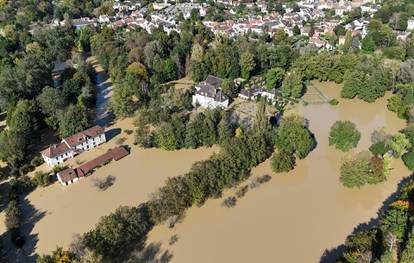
<box><xmin>340</xmin><ymin>151</ymin><xmax>391</xmax><ymax>188</ymax></box>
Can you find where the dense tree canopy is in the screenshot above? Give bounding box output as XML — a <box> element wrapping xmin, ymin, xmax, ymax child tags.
<box><xmin>341</xmin><ymin>57</ymin><xmax>392</xmax><ymax>102</ymax></box>
<box><xmin>274</xmin><ymin>114</ymin><xmax>314</xmax><ymax>159</ymax></box>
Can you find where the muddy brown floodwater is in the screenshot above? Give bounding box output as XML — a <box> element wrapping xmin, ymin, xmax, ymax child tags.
<box><xmin>146</xmin><ymin>81</ymin><xmax>410</xmax><ymax>263</ymax></box>
<box><xmin>0</xmin><ymin>118</ymin><xmax>217</xmax><ymax>259</ymax></box>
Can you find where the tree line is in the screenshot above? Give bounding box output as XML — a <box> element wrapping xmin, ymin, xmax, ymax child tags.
<box><xmin>36</xmin><ymin>99</ymin><xmax>284</xmax><ymax>262</ymax></box>
<box><xmin>331</xmin><ymin>177</ymin><xmax>414</xmax><ymax>262</ymax></box>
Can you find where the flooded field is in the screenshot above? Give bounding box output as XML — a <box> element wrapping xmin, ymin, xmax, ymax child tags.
<box><xmin>146</xmin><ymin>81</ymin><xmax>410</xmax><ymax>263</ymax></box>
<box><xmin>0</xmin><ymin>118</ymin><xmax>217</xmax><ymax>258</ymax></box>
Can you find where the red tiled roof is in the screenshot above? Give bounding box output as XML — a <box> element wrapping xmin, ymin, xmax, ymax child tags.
<box><xmin>41</xmin><ymin>142</ymin><xmax>71</xmax><ymax>159</ymax></box>
<box><xmin>76</xmin><ymin>147</ymin><xmax>129</xmax><ymax>176</ymax></box>
<box><xmin>57</xmin><ymin>147</ymin><xmax>129</xmax><ymax>184</ymax></box>
<box><xmin>58</xmin><ymin>168</ymin><xmax>78</xmax><ymax>183</ymax></box>
<box><xmin>64</xmin><ymin>125</ymin><xmax>105</xmax><ymax>148</ymax></box>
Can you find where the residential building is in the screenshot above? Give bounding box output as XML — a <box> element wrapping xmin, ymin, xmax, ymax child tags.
<box><xmin>41</xmin><ymin>142</ymin><xmax>74</xmax><ymax>167</ymax></box>
<box><xmin>192</xmin><ymin>75</ymin><xmax>229</xmax><ymax>109</ymax></box>
<box><xmin>41</xmin><ymin>125</ymin><xmax>106</xmax><ymax>167</ymax></box>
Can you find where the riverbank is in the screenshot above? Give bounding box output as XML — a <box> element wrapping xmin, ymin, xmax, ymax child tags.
<box><xmin>144</xmin><ymin>81</ymin><xmax>410</xmax><ymax>263</ymax></box>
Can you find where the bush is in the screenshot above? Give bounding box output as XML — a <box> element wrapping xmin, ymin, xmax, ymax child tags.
<box><xmin>329</xmin><ymin>120</ymin><xmax>361</xmax><ymax>151</ymax></box>
<box><xmin>256</xmin><ymin>174</ymin><xmax>272</xmax><ymax>184</ymax></box>
<box><xmin>19</xmin><ymin>163</ymin><xmax>35</xmax><ymax>175</ymax></box>
<box><xmin>51</xmin><ymin>165</ymin><xmax>67</xmax><ymax>174</ymax></box>
<box><xmin>30</xmin><ymin>155</ymin><xmax>44</xmax><ymax>167</ymax></box>
<box><xmin>403</xmin><ymin>150</ymin><xmax>414</xmax><ymax>171</ymax></box>
<box><xmin>124</xmin><ymin>129</ymin><xmax>133</xmax><ymax>135</ymax></box>
<box><xmin>5</xmin><ymin>200</ymin><xmax>21</xmax><ymax>230</ymax></box>
<box><xmin>329</xmin><ymin>99</ymin><xmax>339</xmax><ymax>105</ymax></box>
<box><xmin>271</xmin><ymin>152</ymin><xmax>296</xmax><ymax>173</ymax></box>
<box><xmin>33</xmin><ymin>172</ymin><xmax>52</xmax><ymax>187</ymax></box>
<box><xmin>222</xmin><ymin>196</ymin><xmax>237</xmax><ymax>208</ymax></box>
<box><xmin>236</xmin><ymin>185</ymin><xmax>249</xmax><ymax>198</ymax></box>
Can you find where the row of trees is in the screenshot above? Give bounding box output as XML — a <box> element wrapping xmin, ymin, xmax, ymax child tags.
<box><xmin>38</xmin><ymin>100</ymin><xmax>283</xmax><ymax>261</ymax></box>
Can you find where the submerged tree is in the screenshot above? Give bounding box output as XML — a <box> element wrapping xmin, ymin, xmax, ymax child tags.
<box><xmin>329</xmin><ymin>120</ymin><xmax>361</xmax><ymax>152</ymax></box>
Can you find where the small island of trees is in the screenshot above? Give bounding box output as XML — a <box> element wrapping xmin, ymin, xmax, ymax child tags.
<box><xmin>329</xmin><ymin>120</ymin><xmax>361</xmax><ymax>152</ymax></box>
<box><xmin>340</xmin><ymin>129</ymin><xmax>411</xmax><ymax>188</ymax></box>
<box><xmin>271</xmin><ymin>114</ymin><xmax>315</xmax><ymax>173</ymax></box>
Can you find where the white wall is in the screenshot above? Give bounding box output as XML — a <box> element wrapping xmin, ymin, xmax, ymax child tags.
<box><xmin>42</xmin><ymin>150</ymin><xmax>74</xmax><ymax>167</ymax></box>
<box><xmin>73</xmin><ymin>134</ymin><xmax>107</xmax><ymax>151</ymax></box>
<box><xmin>43</xmin><ymin>133</ymin><xmax>106</xmax><ymax>167</ymax></box>
<box><xmin>192</xmin><ymin>94</ymin><xmax>229</xmax><ymax>109</ymax></box>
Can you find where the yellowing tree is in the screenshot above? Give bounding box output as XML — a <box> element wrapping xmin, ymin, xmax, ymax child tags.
<box><xmin>127</xmin><ymin>62</ymin><xmax>149</xmax><ymax>82</ymax></box>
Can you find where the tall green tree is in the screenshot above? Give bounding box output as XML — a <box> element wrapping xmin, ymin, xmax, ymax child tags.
<box><xmin>58</xmin><ymin>104</ymin><xmax>92</xmax><ymax>138</ymax></box>
<box><xmin>265</xmin><ymin>67</ymin><xmax>285</xmax><ymax>90</ymax></box>
<box><xmin>281</xmin><ymin>71</ymin><xmax>304</xmax><ymax>98</ymax></box>
<box><xmin>239</xmin><ymin>51</ymin><xmax>255</xmax><ymax>79</ymax></box>
<box><xmin>329</xmin><ymin>121</ymin><xmax>361</xmax><ymax>152</ymax></box>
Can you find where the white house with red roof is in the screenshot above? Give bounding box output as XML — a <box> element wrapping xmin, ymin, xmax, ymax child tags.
<box><xmin>41</xmin><ymin>126</ymin><xmax>106</xmax><ymax>167</ymax></box>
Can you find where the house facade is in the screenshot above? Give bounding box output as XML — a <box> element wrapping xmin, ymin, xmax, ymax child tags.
<box><xmin>41</xmin><ymin>143</ymin><xmax>74</xmax><ymax>167</ymax></box>
<box><xmin>41</xmin><ymin>125</ymin><xmax>106</xmax><ymax>167</ymax></box>
<box><xmin>57</xmin><ymin>168</ymin><xmax>80</xmax><ymax>186</ymax></box>
<box><xmin>192</xmin><ymin>75</ymin><xmax>230</xmax><ymax>109</ymax></box>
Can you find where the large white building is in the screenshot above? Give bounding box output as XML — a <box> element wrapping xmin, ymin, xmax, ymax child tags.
<box><xmin>41</xmin><ymin>125</ymin><xmax>106</xmax><ymax>167</ymax></box>
<box><xmin>192</xmin><ymin>75</ymin><xmax>230</xmax><ymax>109</ymax></box>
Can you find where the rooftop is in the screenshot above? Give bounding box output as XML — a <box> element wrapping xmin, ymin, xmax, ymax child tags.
<box><xmin>57</xmin><ymin>147</ymin><xmax>130</xmax><ymax>184</ymax></box>
<box><xmin>64</xmin><ymin>125</ymin><xmax>105</xmax><ymax>148</ymax></box>
<box><xmin>41</xmin><ymin>142</ymin><xmax>71</xmax><ymax>159</ymax></box>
